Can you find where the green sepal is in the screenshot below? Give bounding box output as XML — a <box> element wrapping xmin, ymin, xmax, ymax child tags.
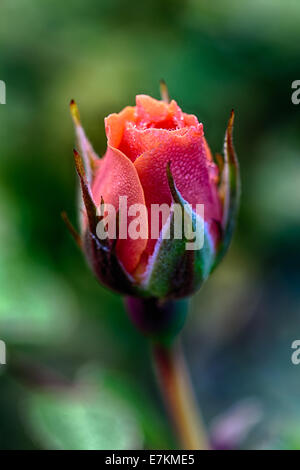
<box><xmin>140</xmin><ymin>163</ymin><xmax>216</xmax><ymax>299</ymax></box>
<box><xmin>213</xmin><ymin>110</ymin><xmax>241</xmax><ymax>269</ymax></box>
<box><xmin>70</xmin><ymin>99</ymin><xmax>99</xmax><ymax>185</ymax></box>
<box><xmin>74</xmin><ymin>148</ymin><xmax>138</xmax><ymax>296</ymax></box>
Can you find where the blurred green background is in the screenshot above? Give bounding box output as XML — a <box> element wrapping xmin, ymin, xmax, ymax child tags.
<box><xmin>1</xmin><ymin>0</ymin><xmax>300</xmax><ymax>450</ymax></box>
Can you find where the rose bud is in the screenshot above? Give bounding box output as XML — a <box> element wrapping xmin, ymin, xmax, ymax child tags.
<box><xmin>68</xmin><ymin>90</ymin><xmax>240</xmax><ymax>303</ymax></box>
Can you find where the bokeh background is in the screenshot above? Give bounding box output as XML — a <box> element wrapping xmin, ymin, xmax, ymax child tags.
<box><xmin>1</xmin><ymin>0</ymin><xmax>300</xmax><ymax>450</ymax></box>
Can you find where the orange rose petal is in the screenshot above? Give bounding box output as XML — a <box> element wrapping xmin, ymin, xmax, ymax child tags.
<box><xmin>134</xmin><ymin>127</ymin><xmax>222</xmax><ymax>256</ymax></box>
<box><xmin>105</xmin><ymin>106</ymin><xmax>136</xmax><ymax>148</ymax></box>
<box><xmin>182</xmin><ymin>112</ymin><xmax>199</xmax><ymax>127</ymax></box>
<box><xmin>136</xmin><ymin>95</ymin><xmax>185</xmax><ymax>128</ymax></box>
<box><xmin>92</xmin><ymin>145</ymin><xmax>147</xmax><ymax>273</ymax></box>
<box><xmin>119</xmin><ymin>124</ymin><xmax>189</xmax><ymax>162</ymax></box>
<box><xmin>136</xmin><ymin>95</ymin><xmax>170</xmax><ymax>122</ymax></box>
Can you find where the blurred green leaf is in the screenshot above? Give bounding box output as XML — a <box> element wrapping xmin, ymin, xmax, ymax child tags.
<box><xmin>26</xmin><ymin>383</ymin><xmax>143</xmax><ymax>450</ymax></box>
<box><xmin>77</xmin><ymin>365</ymin><xmax>174</xmax><ymax>449</ymax></box>
<box><xmin>0</xmin><ymin>264</ymin><xmax>78</xmax><ymax>345</ymax></box>
<box><xmin>0</xmin><ymin>190</ymin><xmax>77</xmax><ymax>345</ymax></box>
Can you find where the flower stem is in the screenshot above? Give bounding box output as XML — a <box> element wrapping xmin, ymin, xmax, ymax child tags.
<box><xmin>152</xmin><ymin>340</ymin><xmax>210</xmax><ymax>450</ymax></box>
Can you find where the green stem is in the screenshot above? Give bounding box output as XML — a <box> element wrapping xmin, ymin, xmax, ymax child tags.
<box><xmin>152</xmin><ymin>340</ymin><xmax>210</xmax><ymax>450</ymax></box>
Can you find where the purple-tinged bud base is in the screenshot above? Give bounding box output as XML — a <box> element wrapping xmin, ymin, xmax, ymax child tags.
<box><xmin>125</xmin><ymin>296</ymin><xmax>188</xmax><ymax>345</ymax></box>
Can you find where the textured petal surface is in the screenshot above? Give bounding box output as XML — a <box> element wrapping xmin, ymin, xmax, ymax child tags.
<box><xmin>92</xmin><ymin>146</ymin><xmax>147</xmax><ymax>273</ymax></box>
<box><xmin>112</xmin><ymin>95</ymin><xmax>200</xmax><ymax>162</ymax></box>
<box><xmin>96</xmin><ymin>95</ymin><xmax>222</xmax><ymax>276</ymax></box>
<box><xmin>119</xmin><ymin>125</ymin><xmax>190</xmax><ymax>163</ymax></box>
<box><xmin>136</xmin><ymin>95</ymin><xmax>183</xmax><ymax>127</ymax></box>
<box><xmin>105</xmin><ymin>106</ymin><xmax>136</xmax><ymax>149</ymax></box>
<box><xmin>135</xmin><ymin>94</ymin><xmax>199</xmax><ymax>128</ymax></box>
<box><xmin>134</xmin><ymin>128</ymin><xmax>222</xmax><ymax>256</ymax></box>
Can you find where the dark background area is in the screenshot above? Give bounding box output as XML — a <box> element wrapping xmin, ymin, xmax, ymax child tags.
<box><xmin>0</xmin><ymin>0</ymin><xmax>300</xmax><ymax>449</ymax></box>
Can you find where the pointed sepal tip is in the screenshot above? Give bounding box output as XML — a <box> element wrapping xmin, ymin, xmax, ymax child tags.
<box><xmin>70</xmin><ymin>99</ymin><xmax>80</xmax><ymax>126</ymax></box>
